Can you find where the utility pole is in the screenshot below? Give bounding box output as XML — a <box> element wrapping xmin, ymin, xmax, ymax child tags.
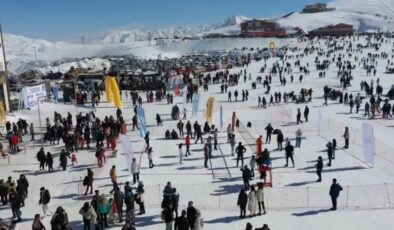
<box><xmin>0</xmin><ymin>22</ymin><xmax>11</xmax><ymax>112</ymax></box>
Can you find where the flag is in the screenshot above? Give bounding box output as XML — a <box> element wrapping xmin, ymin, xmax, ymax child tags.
<box><xmin>137</xmin><ymin>107</ymin><xmax>147</xmax><ymax>138</ymax></box>
<box><xmin>206</xmin><ymin>97</ymin><xmax>215</xmax><ymax>124</ymax></box>
<box><xmin>362</xmin><ymin>123</ymin><xmax>375</xmax><ymax>167</ymax></box>
<box><xmin>192</xmin><ymin>94</ymin><xmax>200</xmax><ymax>117</ymax></box>
<box><xmin>220</xmin><ymin>106</ymin><xmax>223</xmax><ymax>130</ymax></box>
<box><xmin>120</xmin><ymin>135</ymin><xmax>134</xmax><ymax>168</ymax></box>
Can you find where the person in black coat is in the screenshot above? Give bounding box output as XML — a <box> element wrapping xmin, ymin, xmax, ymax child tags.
<box><xmin>37</xmin><ymin>148</ymin><xmax>46</xmax><ymax>171</ymax></box>
<box><xmin>186</xmin><ymin>201</ymin><xmax>197</xmax><ymax>230</ymax></box>
<box><xmin>329</xmin><ymin>178</ymin><xmax>343</xmax><ymax>211</ymax></box>
<box><xmin>9</xmin><ymin>189</ymin><xmax>22</xmax><ymax>221</ymax></box>
<box><xmin>84</xmin><ymin>168</ymin><xmax>94</xmax><ymax>195</ymax></box>
<box><xmin>59</xmin><ymin>149</ymin><xmax>70</xmax><ymax>171</ymax></box>
<box><xmin>240</xmin><ymin>166</ymin><xmax>252</xmax><ymax>190</ymax></box>
<box><xmin>316</xmin><ymin>156</ymin><xmax>323</xmax><ymax>182</ymax></box>
<box><xmin>16</xmin><ymin>180</ymin><xmax>26</xmax><ymax>207</ymax></box>
<box><xmin>284</xmin><ymin>141</ymin><xmax>295</xmax><ymax>167</ymax></box>
<box><xmin>265</xmin><ymin>124</ymin><xmax>273</xmax><ymax>143</ymax></box>
<box><xmin>235</xmin><ymin>142</ymin><xmax>246</xmax><ymax>167</ymax></box>
<box><xmin>39</xmin><ymin>187</ymin><xmax>51</xmax><ymax>216</ymax></box>
<box><xmin>174</xmin><ymin>210</ymin><xmax>190</xmax><ymax>230</ymax></box>
<box><xmin>19</xmin><ymin>174</ymin><xmax>29</xmax><ymax>198</ymax></box>
<box><xmin>326</xmin><ymin>142</ymin><xmax>333</xmax><ymax>167</ymax></box>
<box><xmin>237</xmin><ymin>188</ymin><xmax>248</xmax><ymax>218</ymax></box>
<box><xmin>46</xmin><ymin>152</ymin><xmax>54</xmax><ymax>172</ymax></box>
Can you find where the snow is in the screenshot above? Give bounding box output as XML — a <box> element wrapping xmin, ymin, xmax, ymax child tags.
<box><xmin>2</xmin><ymin>35</ymin><xmax>394</xmax><ymax>229</ymax></box>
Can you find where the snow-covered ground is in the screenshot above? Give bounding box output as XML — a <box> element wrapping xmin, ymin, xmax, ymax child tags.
<box><xmin>1</xmin><ymin>35</ymin><xmax>394</xmax><ymax>229</ymax></box>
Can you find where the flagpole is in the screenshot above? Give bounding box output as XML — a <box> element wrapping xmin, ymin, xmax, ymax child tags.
<box><xmin>0</xmin><ymin>22</ymin><xmax>11</xmax><ymax>112</ymax></box>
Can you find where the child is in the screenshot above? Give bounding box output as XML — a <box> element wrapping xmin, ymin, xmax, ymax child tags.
<box><xmin>108</xmin><ymin>198</ymin><xmax>117</xmax><ymax>224</ymax></box>
<box><xmin>178</xmin><ymin>143</ymin><xmax>183</xmax><ymax>164</ymax></box>
<box><xmin>71</xmin><ymin>154</ymin><xmax>78</xmax><ymax>166</ymax></box>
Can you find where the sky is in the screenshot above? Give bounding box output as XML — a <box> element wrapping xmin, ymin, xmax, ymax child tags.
<box><xmin>0</xmin><ymin>0</ymin><xmax>329</xmax><ymax>42</ymax></box>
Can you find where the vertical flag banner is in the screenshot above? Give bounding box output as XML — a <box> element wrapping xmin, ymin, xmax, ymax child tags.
<box><xmin>105</xmin><ymin>78</ymin><xmax>113</xmax><ymax>103</ymax></box>
<box><xmin>192</xmin><ymin>94</ymin><xmax>200</xmax><ymax>117</ymax></box>
<box><xmin>120</xmin><ymin>135</ymin><xmax>134</xmax><ymax>168</ymax></box>
<box><xmin>206</xmin><ymin>97</ymin><xmax>215</xmax><ymax>124</ymax></box>
<box><xmin>53</xmin><ymin>83</ymin><xmax>59</xmax><ymax>103</ymax></box>
<box><xmin>362</xmin><ymin>123</ymin><xmax>375</xmax><ymax>167</ymax></box>
<box><xmin>232</xmin><ymin>112</ymin><xmax>236</xmax><ymax>131</ymax></box>
<box><xmin>137</xmin><ymin>107</ymin><xmax>147</xmax><ymax>138</ymax></box>
<box><xmin>220</xmin><ymin>106</ymin><xmax>223</xmax><ymax>130</ymax></box>
<box><xmin>0</xmin><ymin>24</ymin><xmax>10</xmax><ymax>112</ymax></box>
<box><xmin>105</xmin><ymin>77</ymin><xmax>122</xmax><ymax>108</ymax></box>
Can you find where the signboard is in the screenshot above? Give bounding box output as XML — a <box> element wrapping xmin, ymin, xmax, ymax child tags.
<box><xmin>22</xmin><ymin>84</ymin><xmax>47</xmax><ymax>109</ymax></box>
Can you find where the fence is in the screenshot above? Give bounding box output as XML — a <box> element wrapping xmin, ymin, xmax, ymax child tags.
<box><xmin>124</xmin><ymin>182</ymin><xmax>394</xmax><ymax>210</ymax></box>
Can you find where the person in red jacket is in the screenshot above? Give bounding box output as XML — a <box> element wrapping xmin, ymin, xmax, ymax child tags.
<box><xmin>185</xmin><ymin>135</ymin><xmax>191</xmax><ymax>156</ymax></box>
<box><xmin>256</xmin><ymin>135</ymin><xmax>263</xmax><ymax>156</ymax></box>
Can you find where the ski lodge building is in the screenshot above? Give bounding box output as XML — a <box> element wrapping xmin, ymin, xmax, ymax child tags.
<box><xmin>301</xmin><ymin>3</ymin><xmax>335</xmax><ymax>13</ymax></box>
<box><xmin>240</xmin><ymin>19</ymin><xmax>286</xmax><ymax>37</ymax></box>
<box><xmin>308</xmin><ymin>23</ymin><xmax>355</xmax><ymax>37</ymax></box>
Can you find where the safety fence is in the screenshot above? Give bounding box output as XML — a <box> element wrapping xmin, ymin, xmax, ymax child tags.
<box><xmin>105</xmin><ymin>182</ymin><xmax>394</xmax><ymax>210</ymax></box>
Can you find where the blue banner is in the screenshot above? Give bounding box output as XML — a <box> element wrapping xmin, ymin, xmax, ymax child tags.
<box><xmin>220</xmin><ymin>106</ymin><xmax>223</xmax><ymax>130</ymax></box>
<box><xmin>137</xmin><ymin>107</ymin><xmax>147</xmax><ymax>138</ymax></box>
<box><xmin>192</xmin><ymin>94</ymin><xmax>200</xmax><ymax>118</ymax></box>
<box><xmin>53</xmin><ymin>84</ymin><xmax>59</xmax><ymax>103</ymax></box>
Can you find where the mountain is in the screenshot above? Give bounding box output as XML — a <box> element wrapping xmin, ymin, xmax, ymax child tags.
<box><xmin>100</xmin><ymin>15</ymin><xmax>250</xmax><ymax>44</ymax></box>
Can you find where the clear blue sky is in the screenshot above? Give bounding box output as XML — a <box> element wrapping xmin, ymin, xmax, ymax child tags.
<box><xmin>1</xmin><ymin>0</ymin><xmax>329</xmax><ymax>42</ymax></box>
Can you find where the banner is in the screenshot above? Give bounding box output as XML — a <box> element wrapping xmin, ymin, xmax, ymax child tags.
<box><xmin>192</xmin><ymin>94</ymin><xmax>200</xmax><ymax>117</ymax></box>
<box><xmin>0</xmin><ymin>101</ymin><xmax>5</xmax><ymax>124</ymax></box>
<box><xmin>137</xmin><ymin>107</ymin><xmax>147</xmax><ymax>138</ymax></box>
<box><xmin>220</xmin><ymin>106</ymin><xmax>223</xmax><ymax>130</ymax></box>
<box><xmin>362</xmin><ymin>123</ymin><xmax>375</xmax><ymax>167</ymax></box>
<box><xmin>22</xmin><ymin>84</ymin><xmax>47</xmax><ymax>109</ymax></box>
<box><xmin>206</xmin><ymin>97</ymin><xmax>215</xmax><ymax>124</ymax></box>
<box><xmin>0</xmin><ymin>33</ymin><xmax>5</xmax><ymax>72</ymax></box>
<box><xmin>119</xmin><ymin>135</ymin><xmax>134</xmax><ymax>168</ymax></box>
<box><xmin>110</xmin><ymin>77</ymin><xmax>122</xmax><ymax>108</ymax></box>
<box><xmin>53</xmin><ymin>83</ymin><xmax>59</xmax><ymax>103</ymax></box>
<box><xmin>105</xmin><ymin>78</ymin><xmax>113</xmax><ymax>103</ymax></box>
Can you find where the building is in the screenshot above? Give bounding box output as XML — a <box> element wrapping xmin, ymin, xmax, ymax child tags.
<box><xmin>302</xmin><ymin>3</ymin><xmax>335</xmax><ymax>13</ymax></box>
<box><xmin>308</xmin><ymin>23</ymin><xmax>355</xmax><ymax>37</ymax></box>
<box><xmin>241</xmin><ymin>19</ymin><xmax>286</xmax><ymax>37</ymax></box>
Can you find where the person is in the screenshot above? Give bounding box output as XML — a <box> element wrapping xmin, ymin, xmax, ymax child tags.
<box><xmin>284</xmin><ymin>141</ymin><xmax>295</xmax><ymax>167</ymax></box>
<box><xmin>71</xmin><ymin>153</ymin><xmax>78</xmax><ymax>166</ymax></box>
<box><xmin>108</xmin><ymin>198</ymin><xmax>117</xmax><ymax>224</ymax></box>
<box><xmin>235</xmin><ymin>142</ymin><xmax>246</xmax><ymax>167</ymax></box>
<box><xmin>9</xmin><ymin>188</ymin><xmax>22</xmax><ymax>222</ymax></box>
<box><xmin>256</xmin><ymin>184</ymin><xmax>266</xmax><ymax>215</ymax></box>
<box><xmin>39</xmin><ymin>187</ymin><xmax>51</xmax><ymax>216</ymax></box>
<box><xmin>245</xmin><ymin>223</ymin><xmax>253</xmax><ymax>230</ymax></box>
<box><xmin>256</xmin><ymin>135</ymin><xmax>263</xmax><ymax>155</ymax></box>
<box><xmin>304</xmin><ymin>105</ymin><xmax>309</xmax><ymax>122</ymax></box>
<box><xmin>240</xmin><ymin>165</ymin><xmax>252</xmax><ymax>190</ymax></box>
<box><xmin>131</xmin><ymin>158</ymin><xmax>140</xmax><ymax>184</ymax></box>
<box><xmin>97</xmin><ymin>194</ymin><xmax>110</xmax><ymax>228</ymax></box>
<box><xmin>230</xmin><ymin>134</ymin><xmax>236</xmax><ymax>156</ymax></box>
<box><xmin>46</xmin><ymin>152</ymin><xmax>54</xmax><ymax>172</ymax></box>
<box><xmin>171</xmin><ymin>188</ymin><xmax>180</xmax><ymax>218</ymax></box>
<box><xmin>136</xmin><ymin>183</ymin><xmax>145</xmax><ymax>215</ymax></box>
<box><xmin>316</xmin><ymin>156</ymin><xmax>323</xmax><ymax>182</ymax></box>
<box><xmin>296</xmin><ymin>108</ymin><xmax>303</xmax><ymax>124</ymax></box>
<box><xmin>174</xmin><ymin>210</ymin><xmax>190</xmax><ymax>230</ymax></box>
<box><xmin>144</xmin><ymin>132</ymin><xmax>150</xmax><ymax>151</ymax></box>
<box><xmin>329</xmin><ymin>179</ymin><xmax>343</xmax><ymax>211</ymax></box>
<box><xmin>163</xmin><ymin>205</ymin><xmax>174</xmax><ymax>230</ymax></box>
<box><xmin>237</xmin><ymin>188</ymin><xmax>248</xmax><ymax>218</ymax></box>
<box><xmin>265</xmin><ymin>123</ymin><xmax>273</xmax><ymax>144</ymax></box>
<box><xmin>255</xmin><ymin>224</ymin><xmax>270</xmax><ymax>230</ymax></box>
<box><xmin>110</xmin><ymin>165</ymin><xmax>118</xmax><ymax>189</ymax></box>
<box><xmin>249</xmin><ymin>155</ymin><xmax>256</xmax><ymax>178</ymax></box>
<box><xmin>326</xmin><ymin>142</ymin><xmax>333</xmax><ymax>167</ymax></box>
<box><xmin>84</xmin><ymin>168</ymin><xmax>94</xmax><ymax>195</ymax></box>
<box><xmin>59</xmin><ymin>149</ymin><xmax>70</xmax><ymax>171</ymax></box>
<box><xmin>37</xmin><ymin>148</ymin><xmax>46</xmax><ymax>171</ymax></box>
<box><xmin>32</xmin><ymin>214</ymin><xmax>46</xmax><ymax>230</ymax></box>
<box><xmin>30</xmin><ymin>123</ymin><xmax>35</xmax><ymax>141</ymax></box>
<box><xmin>203</xmin><ymin>143</ymin><xmax>209</xmax><ymax>168</ymax></box>
<box><xmin>277</xmin><ymin>130</ymin><xmax>284</xmax><ymax>151</ymax></box>
<box><xmin>79</xmin><ymin>202</ymin><xmax>97</xmax><ymax>230</ymax></box>
<box><xmin>247</xmin><ymin>186</ymin><xmax>257</xmax><ymax>217</ymax></box>
<box><xmin>113</xmin><ymin>187</ymin><xmax>125</xmax><ymax>222</ymax></box>
<box><xmin>185</xmin><ymin>135</ymin><xmax>191</xmax><ymax>156</ymax></box>
<box><xmin>178</xmin><ymin>143</ymin><xmax>184</xmax><ymax>164</ymax></box>
<box><xmin>343</xmin><ymin>127</ymin><xmax>349</xmax><ymax>149</ymax></box>
<box><xmin>194</xmin><ymin>209</ymin><xmax>203</xmax><ymax>230</ymax></box>
<box><xmin>187</xmin><ymin>201</ymin><xmax>197</xmax><ymax>229</ymax></box>
<box><xmin>295</xmin><ymin>128</ymin><xmax>302</xmax><ymax>148</ymax></box>
<box><xmin>147</xmin><ymin>147</ymin><xmax>155</xmax><ymax>168</ymax></box>
<box><xmin>332</xmin><ymin>139</ymin><xmax>337</xmax><ymax>159</ymax></box>
<box><xmin>50</xmin><ymin>206</ymin><xmax>69</xmax><ymax>230</ymax></box>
